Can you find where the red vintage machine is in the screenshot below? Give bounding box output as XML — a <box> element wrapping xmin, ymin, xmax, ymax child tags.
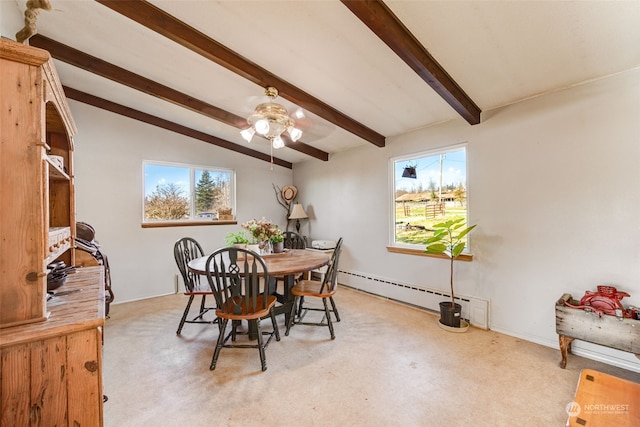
<box><xmin>564</xmin><ymin>285</ymin><xmax>634</xmax><ymax>318</ymax></box>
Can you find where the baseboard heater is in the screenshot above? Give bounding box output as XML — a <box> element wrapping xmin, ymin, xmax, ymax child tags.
<box><xmin>338</xmin><ymin>270</ymin><xmax>490</xmax><ymax>330</ymax></box>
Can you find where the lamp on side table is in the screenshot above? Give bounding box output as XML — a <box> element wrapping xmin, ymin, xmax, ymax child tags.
<box><xmin>289</xmin><ymin>203</ymin><xmax>308</xmax><ymax>233</ymax></box>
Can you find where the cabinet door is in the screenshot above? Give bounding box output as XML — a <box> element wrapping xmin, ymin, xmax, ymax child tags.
<box><xmin>0</xmin><ymin>344</ymin><xmax>30</xmax><ymax>425</ymax></box>
<box><xmin>0</xmin><ymin>330</ymin><xmax>103</xmax><ymax>426</ymax></box>
<box><xmin>31</xmin><ymin>336</ymin><xmax>68</xmax><ymax>425</ymax></box>
<box><xmin>67</xmin><ymin>329</ymin><xmax>103</xmax><ymax>426</ymax></box>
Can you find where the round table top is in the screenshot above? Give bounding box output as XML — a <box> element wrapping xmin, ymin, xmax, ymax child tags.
<box><xmin>187</xmin><ymin>249</ymin><xmax>330</xmax><ymax>277</ymax></box>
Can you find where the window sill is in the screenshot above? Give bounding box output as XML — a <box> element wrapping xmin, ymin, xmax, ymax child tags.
<box><xmin>386</xmin><ymin>246</ymin><xmax>473</xmax><ymax>262</ymax></box>
<box><xmin>141</xmin><ymin>220</ymin><xmax>237</xmax><ymax>228</ymax></box>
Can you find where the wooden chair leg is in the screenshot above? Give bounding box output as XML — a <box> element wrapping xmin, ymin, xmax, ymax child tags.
<box><xmin>177</xmin><ymin>295</ymin><xmax>195</xmax><ymax>335</ymax></box>
<box><xmin>329</xmin><ymin>296</ymin><xmax>340</xmax><ymax>322</ymax></box>
<box><xmin>297</xmin><ymin>296</ymin><xmax>305</xmax><ymax>317</ymax></box>
<box><xmin>270</xmin><ymin>309</ymin><xmax>281</xmax><ymax>341</ymax></box>
<box><xmin>285</xmin><ymin>296</ymin><xmax>299</xmax><ymax>336</ymax></box>
<box><xmin>323</xmin><ymin>298</ymin><xmax>335</xmax><ymax>340</ymax></box>
<box><xmin>196</xmin><ymin>295</ymin><xmax>207</xmax><ymax>320</ymax></box>
<box><xmin>211</xmin><ymin>318</ymin><xmax>228</xmax><ymax>370</ymax></box>
<box><xmin>256</xmin><ymin>319</ymin><xmax>267</xmax><ymax>371</ymax></box>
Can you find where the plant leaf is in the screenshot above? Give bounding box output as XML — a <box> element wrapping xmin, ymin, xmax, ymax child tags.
<box><xmin>426</xmin><ymin>235</ymin><xmax>444</xmax><ymax>244</ymax></box>
<box><xmin>451</xmin><ymin>241</ymin><xmax>466</xmax><ymax>258</ymax></box>
<box><xmin>425</xmin><ymin>243</ymin><xmax>447</xmax><ymax>254</ymax></box>
<box><xmin>455</xmin><ymin>224</ymin><xmax>477</xmax><ymax>240</ymax></box>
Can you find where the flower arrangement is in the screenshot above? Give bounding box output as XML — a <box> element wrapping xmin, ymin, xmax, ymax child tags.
<box><xmin>241</xmin><ymin>218</ymin><xmax>281</xmax><ymax>244</ymax></box>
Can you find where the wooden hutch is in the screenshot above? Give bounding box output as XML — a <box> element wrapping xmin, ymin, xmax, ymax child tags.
<box><xmin>0</xmin><ymin>39</ymin><xmax>105</xmax><ymax>425</ymax></box>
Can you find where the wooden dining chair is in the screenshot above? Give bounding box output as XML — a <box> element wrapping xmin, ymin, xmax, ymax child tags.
<box><xmin>270</xmin><ymin>230</ymin><xmax>308</xmax><ymax>302</ymax></box>
<box><xmin>173</xmin><ymin>237</ymin><xmax>217</xmax><ymax>335</ymax></box>
<box><xmin>285</xmin><ymin>238</ymin><xmax>343</xmax><ymax>340</ymax></box>
<box><xmin>283</xmin><ymin>231</ymin><xmax>306</xmax><ymax>250</ymax></box>
<box><xmin>205</xmin><ymin>247</ymin><xmax>280</xmax><ymax>371</ymax></box>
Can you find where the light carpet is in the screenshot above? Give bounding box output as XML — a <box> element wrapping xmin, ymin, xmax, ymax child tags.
<box><xmin>103</xmin><ymin>286</ymin><xmax>640</xmax><ymax>426</ymax></box>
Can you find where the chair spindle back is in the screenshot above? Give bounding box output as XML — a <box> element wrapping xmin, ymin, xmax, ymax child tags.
<box><xmin>320</xmin><ymin>238</ymin><xmax>343</xmax><ymax>294</ymax></box>
<box><xmin>174</xmin><ymin>237</ymin><xmax>205</xmax><ymax>292</ymax></box>
<box><xmin>205</xmin><ymin>248</ymin><xmax>271</xmax><ymax>315</ymax></box>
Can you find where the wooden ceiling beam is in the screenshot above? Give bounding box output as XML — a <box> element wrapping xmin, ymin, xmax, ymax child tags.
<box><xmin>341</xmin><ymin>0</ymin><xmax>481</xmax><ymax>125</ymax></box>
<box><xmin>29</xmin><ymin>34</ymin><xmax>328</xmax><ymax>162</ymax></box>
<box><xmin>63</xmin><ymin>86</ymin><xmax>292</xmax><ymax>169</ymax></box>
<box><xmin>96</xmin><ymin>0</ymin><xmax>386</xmax><ymax>147</ymax></box>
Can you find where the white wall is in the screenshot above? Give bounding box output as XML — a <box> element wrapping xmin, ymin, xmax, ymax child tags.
<box><xmin>294</xmin><ymin>68</ymin><xmax>640</xmax><ymax>370</ymax></box>
<box><xmin>70</xmin><ymin>102</ymin><xmax>293</xmax><ymax>303</ymax></box>
<box><xmin>0</xmin><ymin>0</ymin><xmax>22</xmax><ymax>41</ymax></box>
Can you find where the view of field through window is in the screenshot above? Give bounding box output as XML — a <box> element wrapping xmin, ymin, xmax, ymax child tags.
<box><xmin>143</xmin><ymin>162</ymin><xmax>234</xmax><ymax>221</ymax></box>
<box><xmin>393</xmin><ymin>145</ymin><xmax>469</xmax><ymax>247</ymax></box>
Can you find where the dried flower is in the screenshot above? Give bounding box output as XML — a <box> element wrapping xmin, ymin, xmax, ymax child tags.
<box><xmin>241</xmin><ymin>218</ymin><xmax>281</xmax><ymax>244</ymax></box>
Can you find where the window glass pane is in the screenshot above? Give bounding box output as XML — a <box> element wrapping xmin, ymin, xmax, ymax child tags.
<box><xmin>144</xmin><ymin>164</ymin><xmax>190</xmax><ymax>221</ymax></box>
<box><xmin>143</xmin><ymin>162</ymin><xmax>235</xmax><ymax>222</ymax></box>
<box><xmin>393</xmin><ymin>146</ymin><xmax>468</xmax><ymax>248</ymax></box>
<box><xmin>194</xmin><ymin>169</ymin><xmax>233</xmax><ymax>218</ymax></box>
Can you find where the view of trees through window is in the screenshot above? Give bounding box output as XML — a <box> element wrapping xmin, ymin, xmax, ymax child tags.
<box><xmin>392</xmin><ymin>145</ymin><xmax>469</xmax><ymax>247</ymax></box>
<box><xmin>143</xmin><ymin>162</ymin><xmax>234</xmax><ymax>221</ymax></box>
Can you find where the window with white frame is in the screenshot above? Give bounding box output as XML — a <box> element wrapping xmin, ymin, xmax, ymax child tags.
<box><xmin>391</xmin><ymin>144</ymin><xmax>469</xmax><ymax>249</ymax></box>
<box><xmin>143</xmin><ymin>161</ymin><xmax>235</xmax><ymax>223</ymax></box>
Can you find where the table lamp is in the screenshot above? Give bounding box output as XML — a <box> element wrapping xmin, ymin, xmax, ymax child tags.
<box><xmin>288</xmin><ymin>203</ymin><xmax>308</xmax><ymax>233</ymax></box>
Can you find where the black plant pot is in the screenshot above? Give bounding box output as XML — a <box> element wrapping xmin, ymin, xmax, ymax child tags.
<box><xmin>439</xmin><ymin>301</ymin><xmax>462</xmax><ymax>328</ymax></box>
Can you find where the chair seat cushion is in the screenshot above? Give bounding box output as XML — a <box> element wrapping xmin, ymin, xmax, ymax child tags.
<box><xmin>216</xmin><ymin>295</ymin><xmax>277</xmax><ymax>320</ymax></box>
<box><xmin>291</xmin><ymin>280</ymin><xmax>336</xmax><ymax>298</ymax></box>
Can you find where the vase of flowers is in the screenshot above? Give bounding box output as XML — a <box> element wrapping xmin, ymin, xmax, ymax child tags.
<box><xmin>270</xmin><ymin>228</ymin><xmax>284</xmax><ymax>253</ymax></box>
<box><xmin>241</xmin><ymin>218</ymin><xmax>282</xmax><ymax>255</ymax></box>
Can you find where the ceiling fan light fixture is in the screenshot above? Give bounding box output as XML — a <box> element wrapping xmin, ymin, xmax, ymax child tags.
<box><xmin>288</xmin><ymin>126</ymin><xmax>302</xmax><ymax>142</ymax></box>
<box><xmin>240</xmin><ymin>127</ymin><xmax>255</xmax><ymax>142</ymax></box>
<box><xmin>272</xmin><ymin>136</ymin><xmax>285</xmax><ymax>149</ymax></box>
<box><xmin>242</xmin><ymin>86</ymin><xmax>302</xmax><ymax>147</ymax></box>
<box><xmin>253</xmin><ymin>118</ymin><xmax>270</xmax><ymax>135</ymax></box>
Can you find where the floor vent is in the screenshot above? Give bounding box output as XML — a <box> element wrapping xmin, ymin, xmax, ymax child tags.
<box><xmin>338</xmin><ymin>270</ymin><xmax>489</xmax><ymax>330</ymax></box>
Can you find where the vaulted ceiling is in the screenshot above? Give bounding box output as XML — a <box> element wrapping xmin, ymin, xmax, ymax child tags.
<box><xmin>11</xmin><ymin>0</ymin><xmax>640</xmax><ymax>168</ymax></box>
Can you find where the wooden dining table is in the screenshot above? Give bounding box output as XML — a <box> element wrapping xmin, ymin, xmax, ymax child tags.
<box><xmin>187</xmin><ymin>248</ymin><xmax>330</xmax><ymax>323</ymax></box>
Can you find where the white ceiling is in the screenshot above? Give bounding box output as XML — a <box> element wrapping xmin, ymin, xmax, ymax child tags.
<box><xmin>11</xmin><ymin>0</ymin><xmax>640</xmax><ymax>165</ymax></box>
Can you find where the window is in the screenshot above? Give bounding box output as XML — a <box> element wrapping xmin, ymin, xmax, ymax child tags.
<box><xmin>143</xmin><ymin>161</ymin><xmax>235</xmax><ymax>223</ymax></box>
<box><xmin>391</xmin><ymin>144</ymin><xmax>469</xmax><ymax>251</ymax></box>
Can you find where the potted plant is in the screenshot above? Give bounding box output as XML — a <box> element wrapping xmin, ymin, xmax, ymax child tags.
<box><xmin>270</xmin><ymin>227</ymin><xmax>284</xmax><ymax>253</ymax></box>
<box><xmin>225</xmin><ymin>231</ymin><xmax>248</xmax><ymax>248</ymax></box>
<box><xmin>424</xmin><ymin>217</ymin><xmax>477</xmax><ymax>330</ymax></box>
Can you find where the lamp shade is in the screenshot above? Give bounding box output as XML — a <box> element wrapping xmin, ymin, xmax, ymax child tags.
<box><xmin>289</xmin><ymin>203</ymin><xmax>308</xmax><ymax>219</ymax></box>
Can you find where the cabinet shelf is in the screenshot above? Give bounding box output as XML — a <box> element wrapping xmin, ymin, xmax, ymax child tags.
<box><xmin>46</xmin><ymin>155</ymin><xmax>70</xmax><ymax>180</ymax></box>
